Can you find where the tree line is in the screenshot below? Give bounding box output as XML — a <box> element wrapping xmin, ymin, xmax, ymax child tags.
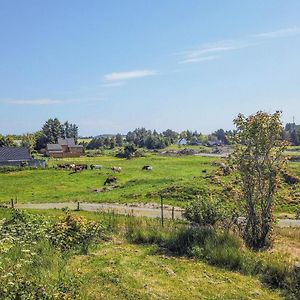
<box><xmin>1</xmin><ymin>118</ymin><xmax>300</xmax><ymax>151</ymax></box>
<box><xmin>0</xmin><ymin>118</ymin><xmax>79</xmax><ymax>151</ymax></box>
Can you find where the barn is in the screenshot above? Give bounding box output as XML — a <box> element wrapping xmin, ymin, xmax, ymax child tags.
<box><xmin>0</xmin><ymin>147</ymin><xmax>31</xmax><ymax>166</ymax></box>
<box><xmin>46</xmin><ymin>138</ymin><xmax>83</xmax><ymax>158</ymax></box>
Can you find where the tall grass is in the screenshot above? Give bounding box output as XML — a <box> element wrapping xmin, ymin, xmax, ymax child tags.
<box><xmin>125</xmin><ymin>218</ymin><xmax>299</xmax><ymax>299</ymax></box>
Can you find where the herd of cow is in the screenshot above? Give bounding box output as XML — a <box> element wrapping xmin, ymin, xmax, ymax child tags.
<box><xmin>54</xmin><ymin>164</ymin><xmax>153</xmax><ymax>186</ymax></box>
<box><xmin>54</xmin><ymin>164</ymin><xmax>123</xmax><ymax>173</ymax></box>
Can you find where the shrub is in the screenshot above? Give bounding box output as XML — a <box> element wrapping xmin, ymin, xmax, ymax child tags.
<box><xmin>184</xmin><ymin>196</ymin><xmax>226</xmax><ymax>227</ymax></box>
<box><xmin>49</xmin><ymin>213</ymin><xmax>102</xmax><ymax>254</ymax></box>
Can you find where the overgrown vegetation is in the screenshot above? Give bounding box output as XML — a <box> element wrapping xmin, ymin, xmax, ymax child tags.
<box><xmin>231</xmin><ymin>112</ymin><xmax>287</xmax><ymax>250</ymax></box>
<box><xmin>0</xmin><ymin>208</ymin><xmax>298</xmax><ymax>299</ymax></box>
<box><xmin>0</xmin><ymin>210</ymin><xmax>102</xmax><ymax>299</ymax></box>
<box><xmin>125</xmin><ymin>218</ymin><xmax>299</xmax><ymax>299</ymax></box>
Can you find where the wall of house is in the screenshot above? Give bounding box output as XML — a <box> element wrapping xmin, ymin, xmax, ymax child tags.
<box><xmin>0</xmin><ymin>161</ymin><xmax>28</xmax><ymax>167</ymax></box>
<box><xmin>49</xmin><ymin>152</ymin><xmax>64</xmax><ymax>158</ymax></box>
<box><xmin>69</xmin><ymin>147</ymin><xmax>83</xmax><ymax>154</ymax></box>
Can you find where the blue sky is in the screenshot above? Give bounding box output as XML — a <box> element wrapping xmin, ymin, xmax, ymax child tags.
<box><xmin>0</xmin><ymin>1</ymin><xmax>300</xmax><ymax>136</ymax></box>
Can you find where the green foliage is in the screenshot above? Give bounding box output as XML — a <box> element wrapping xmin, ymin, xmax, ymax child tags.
<box><xmin>0</xmin><ymin>134</ymin><xmax>15</xmax><ymax>147</ymax></box>
<box><xmin>0</xmin><ymin>211</ymin><xmax>81</xmax><ymax>299</ymax></box>
<box><xmin>184</xmin><ymin>196</ymin><xmax>228</xmax><ymax>226</ymax></box>
<box><xmin>231</xmin><ymin>111</ymin><xmax>287</xmax><ymax>250</ymax></box>
<box><xmin>21</xmin><ymin>133</ymin><xmax>36</xmax><ymax>152</ymax></box>
<box><xmin>0</xmin><ymin>166</ymin><xmax>23</xmax><ymax>173</ymax></box>
<box><xmin>125</xmin><ymin>219</ymin><xmax>299</xmax><ymax>298</ymax></box>
<box><xmin>49</xmin><ymin>213</ymin><xmax>102</xmax><ymax>254</ymax></box>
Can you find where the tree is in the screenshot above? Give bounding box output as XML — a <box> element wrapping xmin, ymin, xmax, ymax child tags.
<box><xmin>0</xmin><ymin>135</ymin><xmax>15</xmax><ymax>147</ymax></box>
<box><xmin>231</xmin><ymin>111</ymin><xmax>287</xmax><ymax>250</ymax></box>
<box><xmin>162</xmin><ymin>129</ymin><xmax>179</xmax><ymax>144</ymax></box>
<box><xmin>115</xmin><ymin>134</ymin><xmax>123</xmax><ymax>147</ymax></box>
<box><xmin>42</xmin><ymin>118</ymin><xmax>63</xmax><ymax>144</ymax></box>
<box><xmin>69</xmin><ymin>123</ymin><xmax>79</xmax><ymax>142</ymax></box>
<box><xmin>21</xmin><ymin>133</ymin><xmax>36</xmax><ymax>152</ymax></box>
<box><xmin>109</xmin><ymin>137</ymin><xmax>116</xmax><ymax>149</ymax></box>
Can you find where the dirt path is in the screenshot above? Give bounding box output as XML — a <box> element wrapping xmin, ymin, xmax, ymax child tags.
<box><xmin>15</xmin><ymin>202</ymin><xmax>184</xmax><ymax>219</ymax></box>
<box><xmin>13</xmin><ymin>202</ymin><xmax>300</xmax><ymax>227</ymax></box>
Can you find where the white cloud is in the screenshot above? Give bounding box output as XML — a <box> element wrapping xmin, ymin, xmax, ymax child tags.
<box><xmin>103</xmin><ymin>70</ymin><xmax>157</xmax><ymax>82</ymax></box>
<box><xmin>177</xmin><ymin>40</ymin><xmax>252</xmax><ymax>64</ymax></box>
<box><xmin>176</xmin><ymin>26</ymin><xmax>300</xmax><ymax>64</ymax></box>
<box><xmin>1</xmin><ymin>99</ymin><xmax>63</xmax><ymax>105</ymax></box>
<box><xmin>253</xmin><ymin>26</ymin><xmax>300</xmax><ymax>39</ymax></box>
<box><xmin>178</xmin><ymin>55</ymin><xmax>219</xmax><ymax>64</ymax></box>
<box><xmin>101</xmin><ymin>81</ymin><xmax>125</xmax><ymax>88</ymax></box>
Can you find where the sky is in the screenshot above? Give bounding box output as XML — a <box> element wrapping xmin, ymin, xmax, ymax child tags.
<box><xmin>0</xmin><ymin>0</ymin><xmax>300</xmax><ymax>136</ymax></box>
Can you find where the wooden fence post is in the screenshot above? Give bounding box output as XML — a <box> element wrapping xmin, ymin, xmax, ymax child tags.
<box><xmin>160</xmin><ymin>195</ymin><xmax>164</xmax><ymax>227</ymax></box>
<box><xmin>11</xmin><ymin>198</ymin><xmax>14</xmax><ymax>209</ymax></box>
<box><xmin>77</xmin><ymin>202</ymin><xmax>80</xmax><ymax>211</ymax></box>
<box><xmin>172</xmin><ymin>207</ymin><xmax>175</xmax><ymax>221</ymax></box>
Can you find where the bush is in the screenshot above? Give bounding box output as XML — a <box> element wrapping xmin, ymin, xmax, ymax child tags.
<box><xmin>49</xmin><ymin>213</ymin><xmax>102</xmax><ymax>254</ymax></box>
<box><xmin>184</xmin><ymin>196</ymin><xmax>226</xmax><ymax>227</ymax></box>
<box><xmin>0</xmin><ymin>166</ymin><xmax>23</xmax><ymax>173</ymax></box>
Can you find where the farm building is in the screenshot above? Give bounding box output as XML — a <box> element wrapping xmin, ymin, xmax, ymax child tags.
<box><xmin>0</xmin><ymin>147</ymin><xmax>31</xmax><ymax>166</ymax></box>
<box><xmin>0</xmin><ymin>147</ymin><xmax>45</xmax><ymax>167</ymax></box>
<box><xmin>46</xmin><ymin>138</ymin><xmax>83</xmax><ymax>158</ymax></box>
<box><xmin>177</xmin><ymin>138</ymin><xmax>187</xmax><ymax>146</ymax></box>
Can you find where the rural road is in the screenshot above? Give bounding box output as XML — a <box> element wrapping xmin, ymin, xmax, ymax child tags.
<box><xmin>13</xmin><ymin>202</ymin><xmax>300</xmax><ymax>228</ymax></box>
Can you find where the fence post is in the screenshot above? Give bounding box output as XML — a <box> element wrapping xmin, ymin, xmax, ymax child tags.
<box><xmin>160</xmin><ymin>195</ymin><xmax>164</xmax><ymax>227</ymax></box>
<box><xmin>77</xmin><ymin>202</ymin><xmax>80</xmax><ymax>211</ymax></box>
<box><xmin>11</xmin><ymin>198</ymin><xmax>14</xmax><ymax>209</ymax></box>
<box><xmin>172</xmin><ymin>206</ymin><xmax>174</xmax><ymax>221</ymax></box>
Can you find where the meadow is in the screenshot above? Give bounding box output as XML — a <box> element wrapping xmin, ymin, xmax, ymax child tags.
<box><xmin>1</xmin><ymin>208</ymin><xmax>297</xmax><ymax>300</ymax></box>
<box><xmin>0</xmin><ymin>153</ymin><xmax>299</xmax><ymax>215</ymax></box>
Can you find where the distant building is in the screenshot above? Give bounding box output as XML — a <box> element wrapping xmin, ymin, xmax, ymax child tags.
<box><xmin>207</xmin><ymin>140</ymin><xmax>223</xmax><ymax>147</ymax></box>
<box><xmin>0</xmin><ymin>147</ymin><xmax>31</xmax><ymax>166</ymax></box>
<box><xmin>177</xmin><ymin>138</ymin><xmax>187</xmax><ymax>146</ymax></box>
<box><xmin>46</xmin><ymin>138</ymin><xmax>83</xmax><ymax>158</ymax></box>
<box><xmin>0</xmin><ymin>147</ymin><xmax>45</xmax><ymax>168</ymax></box>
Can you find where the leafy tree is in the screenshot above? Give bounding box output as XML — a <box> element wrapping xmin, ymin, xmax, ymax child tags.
<box><xmin>69</xmin><ymin>123</ymin><xmax>79</xmax><ymax>142</ymax></box>
<box><xmin>231</xmin><ymin>111</ymin><xmax>287</xmax><ymax>250</ymax></box>
<box><xmin>0</xmin><ymin>135</ymin><xmax>15</xmax><ymax>147</ymax></box>
<box><xmin>103</xmin><ymin>137</ymin><xmax>111</xmax><ymax>148</ymax></box>
<box><xmin>115</xmin><ymin>134</ymin><xmax>123</xmax><ymax>147</ymax></box>
<box><xmin>86</xmin><ymin>137</ymin><xmax>104</xmax><ymax>149</ymax></box>
<box><xmin>213</xmin><ymin>129</ymin><xmax>226</xmax><ymax>144</ymax></box>
<box><xmin>162</xmin><ymin>129</ymin><xmax>179</xmax><ymax>143</ymax></box>
<box><xmin>109</xmin><ymin>137</ymin><xmax>116</xmax><ymax>149</ymax></box>
<box><xmin>198</xmin><ymin>133</ymin><xmax>208</xmax><ymax>144</ymax></box>
<box><xmin>42</xmin><ymin>118</ymin><xmax>63</xmax><ymax>144</ymax></box>
<box><xmin>21</xmin><ymin>133</ymin><xmax>36</xmax><ymax>152</ymax></box>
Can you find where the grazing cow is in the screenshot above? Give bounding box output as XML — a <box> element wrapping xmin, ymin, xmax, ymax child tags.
<box><xmin>111</xmin><ymin>166</ymin><xmax>122</xmax><ymax>173</ymax></box>
<box><xmin>90</xmin><ymin>164</ymin><xmax>102</xmax><ymax>170</ymax></box>
<box><xmin>70</xmin><ymin>164</ymin><xmax>87</xmax><ymax>172</ymax></box>
<box><xmin>142</xmin><ymin>165</ymin><xmax>153</xmax><ymax>171</ymax></box>
<box><xmin>104</xmin><ymin>176</ymin><xmax>117</xmax><ymax>185</ymax></box>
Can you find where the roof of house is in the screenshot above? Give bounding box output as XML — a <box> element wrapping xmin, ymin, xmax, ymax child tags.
<box><xmin>57</xmin><ymin>138</ymin><xmax>68</xmax><ymax>146</ymax></box>
<box><xmin>0</xmin><ymin>147</ymin><xmax>31</xmax><ymax>162</ymax></box>
<box><xmin>68</xmin><ymin>145</ymin><xmax>83</xmax><ymax>148</ymax></box>
<box><xmin>58</xmin><ymin>137</ymin><xmax>76</xmax><ymax>146</ymax></box>
<box><xmin>46</xmin><ymin>144</ymin><xmax>63</xmax><ymax>151</ymax></box>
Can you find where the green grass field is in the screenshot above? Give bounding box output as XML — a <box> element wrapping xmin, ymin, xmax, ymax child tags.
<box><xmin>0</xmin><ymin>155</ymin><xmax>218</xmax><ymax>205</ymax></box>
<box><xmin>0</xmin><ymin>154</ymin><xmax>299</xmax><ymax>214</ymax></box>
<box><xmin>0</xmin><ymin>208</ymin><xmax>287</xmax><ymax>299</ymax></box>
